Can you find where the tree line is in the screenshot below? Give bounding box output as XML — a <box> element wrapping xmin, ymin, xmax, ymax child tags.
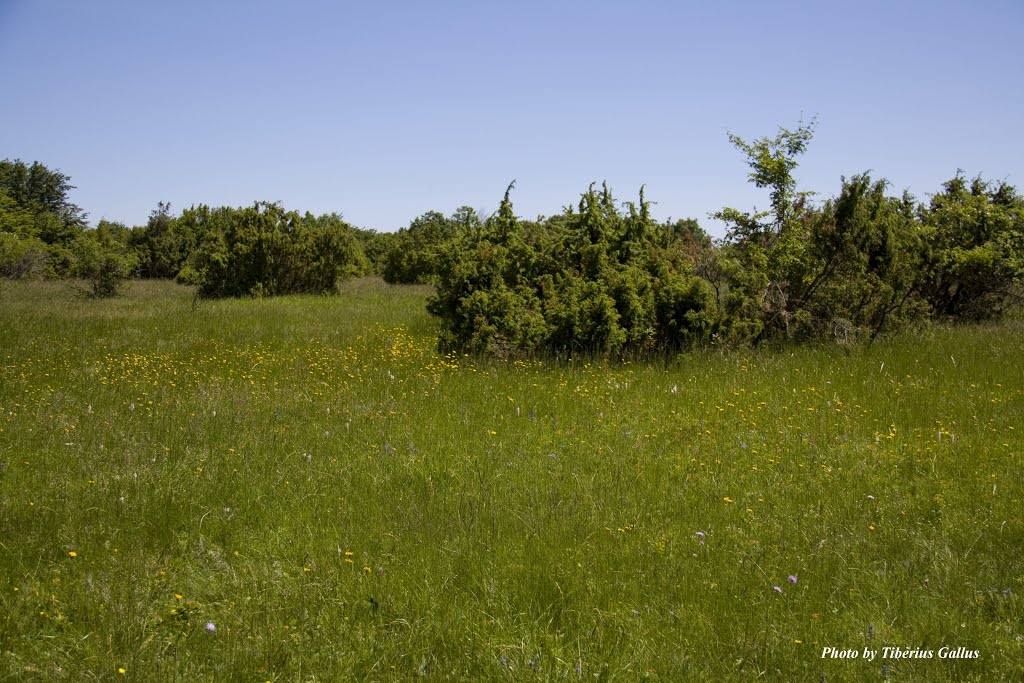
<box><xmin>0</xmin><ymin>161</ymin><xmax>374</xmax><ymax>298</ymax></box>
<box><xmin>2</xmin><ymin>122</ymin><xmax>1021</xmax><ymax>354</ymax></box>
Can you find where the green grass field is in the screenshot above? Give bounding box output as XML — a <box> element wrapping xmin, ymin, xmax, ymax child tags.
<box><xmin>1</xmin><ymin>279</ymin><xmax>1022</xmax><ymax>681</ymax></box>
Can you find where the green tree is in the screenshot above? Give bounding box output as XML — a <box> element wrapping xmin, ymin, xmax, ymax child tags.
<box><xmin>129</xmin><ymin>201</ymin><xmax>190</xmax><ymax>279</ymax></box>
<box><xmin>713</xmin><ymin>121</ymin><xmax>819</xmax><ymax>342</ymax></box>
<box><xmin>715</xmin><ymin>121</ymin><xmax>816</xmax><ymax>244</ymax></box>
<box><xmin>0</xmin><ymin>159</ymin><xmax>87</xmax><ymax>244</ymax></box>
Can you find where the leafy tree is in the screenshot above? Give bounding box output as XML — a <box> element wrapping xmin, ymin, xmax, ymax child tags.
<box><xmin>129</xmin><ymin>201</ymin><xmax>193</xmax><ymax>279</ymax></box>
<box><xmin>715</xmin><ymin>121</ymin><xmax>816</xmax><ymax>244</ymax></box>
<box><xmin>0</xmin><ymin>188</ymin><xmax>37</xmax><ymax>238</ymax></box>
<box><xmin>713</xmin><ymin>121</ymin><xmax>824</xmax><ymax>342</ymax></box>
<box><xmin>0</xmin><ymin>159</ymin><xmax>87</xmax><ymax>244</ymax></box>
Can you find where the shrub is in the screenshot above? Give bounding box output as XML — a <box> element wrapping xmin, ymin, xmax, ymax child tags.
<box><xmin>919</xmin><ymin>175</ymin><xmax>1024</xmax><ymax>320</ymax></box>
<box><xmin>429</xmin><ymin>182</ymin><xmax>718</xmax><ymax>357</ymax></box>
<box><xmin>73</xmin><ymin>231</ymin><xmax>137</xmax><ymax>298</ymax></box>
<box><xmin>0</xmin><ymin>232</ymin><xmax>50</xmax><ymax>279</ymax></box>
<box><xmin>186</xmin><ymin>203</ymin><xmax>367</xmax><ymax>298</ymax></box>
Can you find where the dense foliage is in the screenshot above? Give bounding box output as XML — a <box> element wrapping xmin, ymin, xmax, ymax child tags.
<box><xmin>130</xmin><ymin>202</ymin><xmax>370</xmax><ymax>297</ymax></box>
<box><xmin>0</xmin><ymin>159</ymin><xmax>87</xmax><ymax>279</ymax></box>
<box><xmin>706</xmin><ymin>124</ymin><xmax>1022</xmax><ymax>346</ymax></box>
<box><xmin>919</xmin><ymin>176</ymin><xmax>1024</xmax><ymax>320</ymax></box>
<box><xmin>177</xmin><ymin>203</ymin><xmax>367</xmax><ymax>297</ymax></box>
<box><xmin>426</xmin><ymin>183</ymin><xmax>717</xmax><ymax>356</ymax></box>
<box><xmin>0</xmin><ymin>161</ymin><xmax>371</xmax><ymax>298</ymax></box>
<box><xmin>706</xmin><ymin>123</ymin><xmax>931</xmax><ymax>346</ymax></box>
<box><xmin>382</xmin><ymin>207</ymin><xmax>484</xmax><ymax>284</ymax></box>
<box><xmin>0</xmin><ymin>159</ymin><xmax>136</xmax><ymax>296</ymax></box>
<box><xmin>3</xmin><ymin>125</ymin><xmax>1022</xmax><ymax>332</ymax></box>
<box><xmin>425</xmin><ymin>125</ymin><xmax>1023</xmax><ymax>356</ymax></box>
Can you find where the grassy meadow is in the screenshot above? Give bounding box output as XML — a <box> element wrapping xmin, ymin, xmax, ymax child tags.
<box><xmin>1</xmin><ymin>278</ymin><xmax>1022</xmax><ymax>681</ymax></box>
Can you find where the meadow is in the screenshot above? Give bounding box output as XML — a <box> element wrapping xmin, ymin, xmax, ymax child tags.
<box><xmin>0</xmin><ymin>278</ymin><xmax>1021</xmax><ymax>681</ymax></box>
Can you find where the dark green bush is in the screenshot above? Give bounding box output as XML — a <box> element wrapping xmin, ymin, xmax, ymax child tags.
<box><xmin>919</xmin><ymin>176</ymin><xmax>1024</xmax><ymax>320</ymax></box>
<box><xmin>185</xmin><ymin>202</ymin><xmax>367</xmax><ymax>298</ymax></box>
<box><xmin>429</xmin><ymin>182</ymin><xmax>719</xmax><ymax>357</ymax></box>
<box><xmin>426</xmin><ymin>124</ymin><xmax>1020</xmax><ymax>357</ymax></box>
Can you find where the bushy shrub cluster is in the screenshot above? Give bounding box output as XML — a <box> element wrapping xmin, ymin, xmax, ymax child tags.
<box><xmin>427</xmin><ymin>183</ymin><xmax>718</xmax><ymax>356</ymax></box>
<box><xmin>0</xmin><ymin>231</ymin><xmax>50</xmax><ymax>279</ymax></box>
<box><xmin>73</xmin><ymin>220</ymin><xmax>138</xmax><ymax>298</ymax></box>
<box><xmin>426</xmin><ymin>124</ymin><xmax>1023</xmax><ymax>356</ymax></box>
<box><xmin>706</xmin><ymin>124</ymin><xmax>1022</xmax><ymax>346</ymax></box>
<box><xmin>0</xmin><ymin>159</ymin><xmax>138</xmax><ymax>296</ymax></box>
<box><xmin>918</xmin><ymin>176</ymin><xmax>1024</xmax><ymax>320</ymax></box>
<box><xmin>179</xmin><ymin>202</ymin><xmax>367</xmax><ymax>297</ymax></box>
<box><xmin>1</xmin><ymin>159</ymin><xmax>371</xmax><ymax>298</ymax></box>
<box><xmin>4</xmin><ymin>123</ymin><xmax>1021</xmax><ymax>325</ymax></box>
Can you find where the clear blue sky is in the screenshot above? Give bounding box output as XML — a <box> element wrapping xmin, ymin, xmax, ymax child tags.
<box><xmin>2</xmin><ymin>0</ymin><xmax>1022</xmax><ymax>236</ymax></box>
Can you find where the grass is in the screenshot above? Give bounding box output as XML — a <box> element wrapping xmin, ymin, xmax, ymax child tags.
<box><xmin>0</xmin><ymin>278</ymin><xmax>1022</xmax><ymax>681</ymax></box>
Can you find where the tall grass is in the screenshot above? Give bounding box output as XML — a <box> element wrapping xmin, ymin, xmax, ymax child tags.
<box><xmin>1</xmin><ymin>279</ymin><xmax>1021</xmax><ymax>680</ymax></box>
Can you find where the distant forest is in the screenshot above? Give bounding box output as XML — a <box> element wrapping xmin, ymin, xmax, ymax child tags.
<box><xmin>3</xmin><ymin>123</ymin><xmax>1022</xmax><ymax>355</ymax></box>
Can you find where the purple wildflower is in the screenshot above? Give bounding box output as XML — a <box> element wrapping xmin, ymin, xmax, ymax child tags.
<box><xmin>788</xmin><ymin>575</ymin><xmax>798</xmax><ymax>584</ymax></box>
<box><xmin>773</xmin><ymin>585</ymin><xmax>783</xmax><ymax>594</ymax></box>
<box><xmin>205</xmin><ymin>622</ymin><xmax>216</xmax><ymax>632</ymax></box>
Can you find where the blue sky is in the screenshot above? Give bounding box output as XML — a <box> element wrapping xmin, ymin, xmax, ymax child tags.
<box><xmin>2</xmin><ymin>0</ymin><xmax>1022</xmax><ymax>235</ymax></box>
